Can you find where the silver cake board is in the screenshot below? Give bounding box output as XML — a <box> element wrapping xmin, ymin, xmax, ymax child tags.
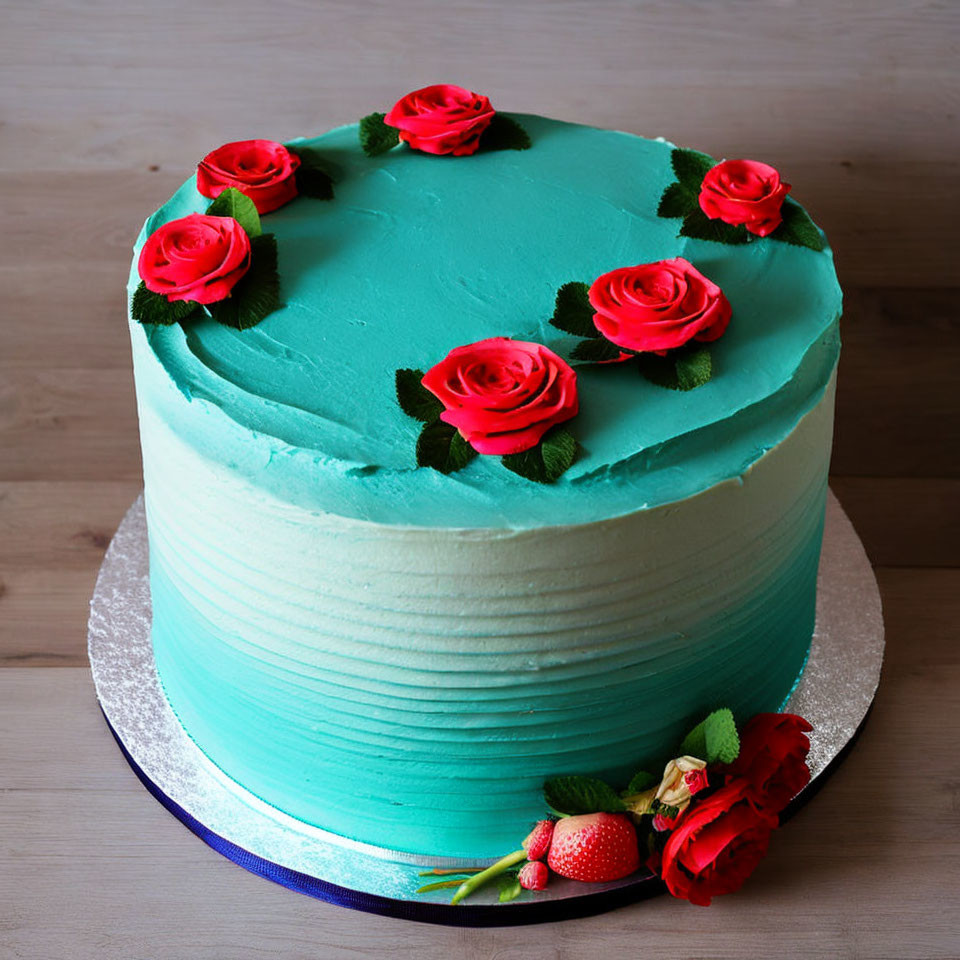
<box><xmin>88</xmin><ymin>491</ymin><xmax>884</xmax><ymax>925</ymax></box>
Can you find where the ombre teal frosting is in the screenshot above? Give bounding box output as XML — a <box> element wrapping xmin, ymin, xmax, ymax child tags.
<box><xmin>129</xmin><ymin>115</ymin><xmax>841</xmax><ymax>859</ymax></box>
<box><xmin>128</xmin><ymin>115</ymin><xmax>841</xmax><ymax>528</ymax></box>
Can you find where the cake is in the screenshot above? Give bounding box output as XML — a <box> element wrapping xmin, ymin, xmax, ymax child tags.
<box><xmin>127</xmin><ymin>93</ymin><xmax>841</xmax><ymax>863</ymax></box>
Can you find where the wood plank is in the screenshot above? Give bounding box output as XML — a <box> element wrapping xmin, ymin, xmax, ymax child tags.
<box><xmin>0</xmin><ymin>368</ymin><xmax>141</xmax><ymax>482</ymax></box>
<box><xmin>1</xmin><ymin>568</ymin><xmax>957</xmax><ymax>959</ymax></box>
<box><xmin>0</xmin><ymin>482</ymin><xmax>140</xmax><ymax>665</ymax></box>
<box><xmin>0</xmin><ymin>481</ymin><xmax>141</xmax><ymax>571</ymax></box>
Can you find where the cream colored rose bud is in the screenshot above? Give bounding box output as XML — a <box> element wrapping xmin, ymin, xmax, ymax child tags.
<box><xmin>655</xmin><ymin>756</ymin><xmax>708</xmax><ymax>812</ymax></box>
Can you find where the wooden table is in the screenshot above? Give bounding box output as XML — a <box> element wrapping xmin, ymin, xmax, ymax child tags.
<box><xmin>2</xmin><ymin>2</ymin><xmax>958</xmax><ymax>957</ymax></box>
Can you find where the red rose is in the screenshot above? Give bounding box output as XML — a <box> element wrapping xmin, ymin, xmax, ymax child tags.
<box><xmin>420</xmin><ymin>338</ymin><xmax>578</xmax><ymax>455</ymax></box>
<box><xmin>656</xmin><ymin>779</ymin><xmax>777</xmax><ymax>906</ymax></box>
<box><xmin>588</xmin><ymin>258</ymin><xmax>731</xmax><ymax>354</ymax></box>
<box><xmin>197</xmin><ymin>139</ymin><xmax>301</xmax><ymax>214</ymax></box>
<box><xmin>138</xmin><ymin>214</ymin><xmax>251</xmax><ymax>304</ymax></box>
<box><xmin>384</xmin><ymin>84</ymin><xmax>495</xmax><ymax>156</ymax></box>
<box><xmin>724</xmin><ymin>713</ymin><xmax>813</xmax><ymax>813</ymax></box>
<box><xmin>698</xmin><ymin>159</ymin><xmax>791</xmax><ymax>237</ymax></box>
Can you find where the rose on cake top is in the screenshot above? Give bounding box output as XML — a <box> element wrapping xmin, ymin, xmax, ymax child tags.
<box><xmin>384</xmin><ymin>85</ymin><xmax>496</xmax><ymax>156</ymax></box>
<box><xmin>549</xmin><ymin>257</ymin><xmax>731</xmax><ymax>391</ymax></box>
<box><xmin>138</xmin><ymin>213</ymin><xmax>251</xmax><ymax>304</ymax></box>
<box><xmin>359</xmin><ymin>84</ymin><xmax>531</xmax><ymax>157</ymax></box>
<box><xmin>130</xmin><ymin>188</ymin><xmax>281</xmax><ymax>330</ymax></box>
<box><xmin>396</xmin><ymin>338</ymin><xmax>579</xmax><ymax>483</ymax></box>
<box><xmin>658</xmin><ymin>146</ymin><xmax>823</xmax><ymax>251</ymax></box>
<box><xmin>196</xmin><ymin>139</ymin><xmax>335</xmax><ymax>214</ymax></box>
<box><xmin>422</xmin><ymin>338</ymin><xmax>578</xmax><ymax>455</ymax></box>
<box><xmin>198</xmin><ymin>140</ymin><xmax>301</xmax><ymax>214</ymax></box>
<box><xmin>698</xmin><ymin>159</ymin><xmax>792</xmax><ymax>237</ymax></box>
<box><xmin>589</xmin><ymin>258</ymin><xmax>732</xmax><ymax>355</ymax></box>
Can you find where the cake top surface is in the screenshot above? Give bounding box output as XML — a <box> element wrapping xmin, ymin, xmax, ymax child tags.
<box><xmin>129</xmin><ymin>114</ymin><xmax>841</xmax><ymax>528</ymax></box>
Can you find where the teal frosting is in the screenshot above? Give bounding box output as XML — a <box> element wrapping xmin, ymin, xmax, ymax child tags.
<box><xmin>129</xmin><ymin>115</ymin><xmax>841</xmax><ymax>528</ymax></box>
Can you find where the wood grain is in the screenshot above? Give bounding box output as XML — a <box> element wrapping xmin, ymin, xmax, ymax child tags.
<box><xmin>1</xmin><ymin>567</ymin><xmax>958</xmax><ymax>960</ymax></box>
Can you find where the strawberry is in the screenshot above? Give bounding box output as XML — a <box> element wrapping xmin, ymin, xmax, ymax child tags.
<box><xmin>546</xmin><ymin>813</ymin><xmax>640</xmax><ymax>882</ymax></box>
<box><xmin>522</xmin><ymin>819</ymin><xmax>555</xmax><ymax>861</ymax></box>
<box><xmin>518</xmin><ymin>860</ymin><xmax>549</xmax><ymax>891</ymax></box>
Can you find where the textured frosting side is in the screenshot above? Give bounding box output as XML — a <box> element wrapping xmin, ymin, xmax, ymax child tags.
<box><xmin>128</xmin><ymin>115</ymin><xmax>841</xmax><ymax>528</ymax></box>
<box><xmin>144</xmin><ymin>381</ymin><xmax>834</xmax><ymax>858</ymax></box>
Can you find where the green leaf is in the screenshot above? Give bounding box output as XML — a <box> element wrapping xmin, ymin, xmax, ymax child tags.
<box><xmin>570</xmin><ymin>338</ymin><xmax>623</xmax><ymax>364</ymax></box>
<box><xmin>287</xmin><ymin>146</ymin><xmax>335</xmax><ymax>200</ymax></box>
<box><xmin>543</xmin><ymin>775</ymin><xmax>627</xmax><ymax>816</ymax></box>
<box><xmin>130</xmin><ymin>281</ymin><xmax>200</xmax><ymax>326</ymax></box>
<box><xmin>497</xmin><ymin>875</ymin><xmax>522</xmax><ymax>903</ymax></box>
<box><xmin>501</xmin><ymin>426</ymin><xmax>577</xmax><ymax>484</ymax></box>
<box><xmin>205</xmin><ymin>187</ymin><xmax>262</xmax><ymax>238</ymax></box>
<box><xmin>415</xmin><ymin>420</ymin><xmax>478</xmax><ymax>474</ymax></box>
<box><xmin>675</xmin><ymin>347</ymin><xmax>713</xmax><ymax>390</ymax></box>
<box><xmin>624</xmin><ymin>770</ymin><xmax>656</xmax><ymax>795</ymax></box>
<box><xmin>479</xmin><ymin>113</ymin><xmax>532</xmax><ymax>152</ymax></box>
<box><xmin>679</xmin><ymin>708</ymin><xmax>740</xmax><ymax>765</ymax></box>
<box><xmin>396</xmin><ymin>368</ymin><xmax>443</xmax><ymax>422</ymax></box>
<box><xmin>637</xmin><ymin>346</ymin><xmax>713</xmax><ymax>391</ymax></box>
<box><xmin>678</xmin><ymin>208</ymin><xmax>750</xmax><ymax>245</ymax></box>
<box><xmin>207</xmin><ymin>233</ymin><xmax>280</xmax><ymax>330</ymax></box>
<box><xmin>359</xmin><ymin>112</ymin><xmax>400</xmax><ymax>157</ymax></box>
<box><xmin>549</xmin><ymin>281</ymin><xmax>597</xmax><ymax>337</ymax></box>
<box><xmin>657</xmin><ymin>181</ymin><xmax>698</xmax><ymax>219</ymax></box>
<box><xmin>671</xmin><ymin>147</ymin><xmax>716</xmax><ymax>190</ymax></box>
<box><xmin>770</xmin><ymin>200</ymin><xmax>826</xmax><ymax>252</ymax></box>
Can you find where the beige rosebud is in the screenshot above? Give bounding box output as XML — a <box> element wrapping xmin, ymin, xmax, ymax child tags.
<box><xmin>655</xmin><ymin>756</ymin><xmax>708</xmax><ymax>812</ymax></box>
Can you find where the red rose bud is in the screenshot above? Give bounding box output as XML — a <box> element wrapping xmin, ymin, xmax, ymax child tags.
<box><xmin>522</xmin><ymin>820</ymin><xmax>555</xmax><ymax>861</ymax></box>
<box><xmin>384</xmin><ymin>84</ymin><xmax>495</xmax><ymax>156</ymax></box>
<box><xmin>518</xmin><ymin>860</ymin><xmax>549</xmax><ymax>891</ymax></box>
<box><xmin>724</xmin><ymin>712</ymin><xmax>813</xmax><ymax>813</ymax></box>
<box><xmin>652</xmin><ymin>812</ymin><xmax>678</xmax><ymax>832</ymax></box>
<box><xmin>421</xmin><ymin>338</ymin><xmax>578</xmax><ymax>456</ymax></box>
<box><xmin>197</xmin><ymin>139</ymin><xmax>301</xmax><ymax>214</ymax></box>
<box><xmin>138</xmin><ymin>214</ymin><xmax>251</xmax><ymax>305</ymax></box>
<box><xmin>684</xmin><ymin>768</ymin><xmax>709</xmax><ymax>795</ymax></box>
<box><xmin>658</xmin><ymin>778</ymin><xmax>777</xmax><ymax>906</ymax></box>
<box><xmin>698</xmin><ymin>159</ymin><xmax>791</xmax><ymax>237</ymax></box>
<box><xmin>546</xmin><ymin>813</ymin><xmax>640</xmax><ymax>883</ymax></box>
<box><xmin>588</xmin><ymin>258</ymin><xmax>731</xmax><ymax>355</ymax></box>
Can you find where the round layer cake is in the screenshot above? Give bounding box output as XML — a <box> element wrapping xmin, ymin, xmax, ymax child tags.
<box><xmin>127</xmin><ymin>114</ymin><xmax>841</xmax><ymax>858</ymax></box>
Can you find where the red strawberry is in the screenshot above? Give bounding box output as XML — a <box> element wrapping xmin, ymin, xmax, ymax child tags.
<box><xmin>522</xmin><ymin>819</ymin><xmax>555</xmax><ymax>861</ymax></box>
<box><xmin>518</xmin><ymin>860</ymin><xmax>549</xmax><ymax>891</ymax></box>
<box><xmin>546</xmin><ymin>813</ymin><xmax>640</xmax><ymax>882</ymax></box>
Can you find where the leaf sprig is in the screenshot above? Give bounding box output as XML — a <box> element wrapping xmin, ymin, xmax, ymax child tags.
<box><xmin>657</xmin><ymin>147</ymin><xmax>826</xmax><ymax>252</ymax></box>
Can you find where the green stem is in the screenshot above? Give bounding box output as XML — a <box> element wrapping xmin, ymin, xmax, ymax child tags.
<box><xmin>450</xmin><ymin>849</ymin><xmax>527</xmax><ymax>905</ymax></box>
<box><xmin>416</xmin><ymin>879</ymin><xmax>468</xmax><ymax>894</ymax></box>
<box><xmin>417</xmin><ymin>867</ymin><xmax>485</xmax><ymax>877</ymax></box>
